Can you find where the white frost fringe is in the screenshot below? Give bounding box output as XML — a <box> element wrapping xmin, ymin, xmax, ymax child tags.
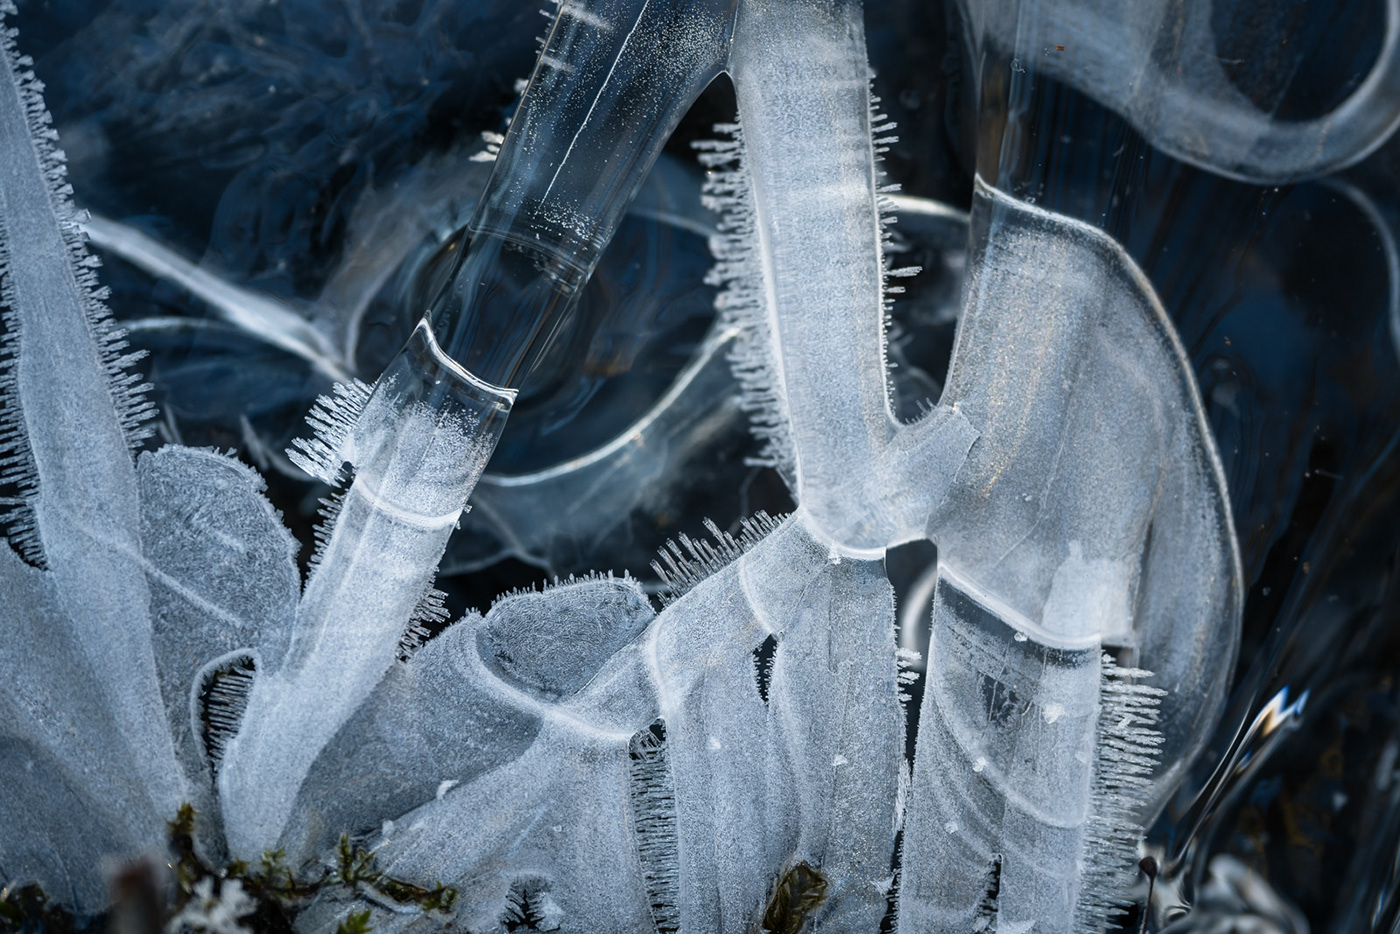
<box><xmin>1075</xmin><ymin>655</ymin><xmax>1167</xmax><ymax>933</ymax></box>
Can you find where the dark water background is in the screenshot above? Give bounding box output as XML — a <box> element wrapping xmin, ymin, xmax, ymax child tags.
<box><xmin>11</xmin><ymin>0</ymin><xmax>1400</xmax><ymax>928</ymax></box>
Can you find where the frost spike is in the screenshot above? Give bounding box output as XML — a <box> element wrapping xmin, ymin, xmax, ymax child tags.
<box><xmin>288</xmin><ymin>378</ymin><xmax>373</xmax><ymax>486</ymax></box>
<box><xmin>628</xmin><ymin>720</ymin><xmax>681</xmax><ymax>933</ymax></box>
<box><xmin>650</xmin><ymin>510</ymin><xmax>784</xmax><ymax>605</ymax></box>
<box><xmin>694</xmin><ymin>125</ymin><xmax>795</xmax><ymax>481</ymax></box>
<box><xmin>197</xmin><ymin>654</ymin><xmax>257</xmax><ymax>772</ymax></box>
<box><xmin>1073</xmin><ymin>656</ymin><xmax>1166</xmax><ymax>934</ymax></box>
<box><xmin>398</xmin><ymin>585</ymin><xmax>449</xmax><ymax>660</ymax></box>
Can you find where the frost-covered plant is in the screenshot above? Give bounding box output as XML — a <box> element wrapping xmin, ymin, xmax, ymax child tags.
<box><xmin>0</xmin><ymin>0</ymin><xmax>1244</xmax><ymax>932</ymax></box>
<box><xmin>0</xmin><ymin>0</ymin><xmax>187</xmax><ymax>904</ymax></box>
<box><xmin>676</xmin><ymin>3</ymin><xmax>1242</xmax><ymax>927</ymax></box>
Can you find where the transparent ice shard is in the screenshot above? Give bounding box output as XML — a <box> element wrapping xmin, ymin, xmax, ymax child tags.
<box><xmin>427</xmin><ymin>0</ymin><xmax>734</xmax><ymax>386</ymax></box>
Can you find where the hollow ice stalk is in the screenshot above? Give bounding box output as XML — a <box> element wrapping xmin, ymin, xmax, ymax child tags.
<box><xmin>221</xmin><ymin>0</ymin><xmax>736</xmax><ymax>857</ymax></box>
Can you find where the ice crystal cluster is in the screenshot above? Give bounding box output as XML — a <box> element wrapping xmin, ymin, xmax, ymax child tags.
<box><xmin>2</xmin><ymin>0</ymin><xmax>1398</xmax><ymax>932</ymax></box>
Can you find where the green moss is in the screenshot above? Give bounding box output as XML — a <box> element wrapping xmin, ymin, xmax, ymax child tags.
<box><xmin>331</xmin><ymin>834</ymin><xmax>459</xmax><ymax>912</ymax></box>
<box><xmin>5</xmin><ymin>804</ymin><xmax>458</xmax><ymax>933</ymax></box>
<box><xmin>333</xmin><ymin>908</ymin><xmax>374</xmax><ymax>934</ymax></box>
<box><xmin>334</xmin><ymin>835</ymin><xmax>382</xmax><ymax>895</ymax></box>
<box><xmin>760</xmin><ymin>861</ymin><xmax>829</xmax><ymax>934</ymax></box>
<box><xmin>0</xmin><ymin>884</ymin><xmax>89</xmax><ymax>934</ymax></box>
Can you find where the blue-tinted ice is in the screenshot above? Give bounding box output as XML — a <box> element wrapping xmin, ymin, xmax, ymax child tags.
<box><xmin>0</xmin><ymin>0</ymin><xmax>1248</xmax><ymax>930</ymax></box>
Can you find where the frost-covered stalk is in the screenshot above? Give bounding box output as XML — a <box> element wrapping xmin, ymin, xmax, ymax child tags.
<box><xmin>721</xmin><ymin>0</ymin><xmax>976</xmax><ymax>555</ymax></box>
<box><xmin>219</xmin><ymin>323</ymin><xmax>512</xmax><ymax>857</ymax></box>
<box><xmin>0</xmin><ymin>0</ymin><xmax>184</xmax><ymax>855</ymax></box>
<box><xmin>897</xmin><ymin>185</ymin><xmax>1243</xmax><ymax>930</ymax></box>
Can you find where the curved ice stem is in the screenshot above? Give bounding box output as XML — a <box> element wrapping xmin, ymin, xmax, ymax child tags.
<box><xmin>728</xmin><ymin>0</ymin><xmax>977</xmax><ymax>555</ymax></box>
<box><xmin>961</xmin><ymin>0</ymin><xmax>1400</xmax><ymax>183</ymax></box>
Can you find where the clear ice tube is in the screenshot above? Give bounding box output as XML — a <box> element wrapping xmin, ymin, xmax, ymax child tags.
<box><xmin>221</xmin><ymin>0</ymin><xmax>739</xmax><ymax>855</ymax></box>
<box><xmin>377</xmin><ymin>0</ymin><xmax>737</xmax><ymax>460</ymax></box>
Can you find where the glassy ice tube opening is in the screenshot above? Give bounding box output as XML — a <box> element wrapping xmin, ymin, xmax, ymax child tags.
<box><xmin>345</xmin><ymin>0</ymin><xmax>736</xmax><ymax>512</ymax></box>
<box><xmin>424</xmin><ymin>227</ymin><xmax>595</xmax><ymax>391</ymax></box>
<box><xmin>424</xmin><ymin>0</ymin><xmax>736</xmax><ymax>390</ymax></box>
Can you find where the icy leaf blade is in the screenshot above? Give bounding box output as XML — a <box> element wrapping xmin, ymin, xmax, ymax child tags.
<box><xmin>0</xmin><ymin>540</ymin><xmax>176</xmax><ymax>910</ymax></box>
<box><xmin>0</xmin><ymin>8</ymin><xmax>182</xmax><ymax>820</ymax></box>
<box><xmin>137</xmin><ymin>446</ymin><xmax>300</xmax><ymax>812</ymax></box>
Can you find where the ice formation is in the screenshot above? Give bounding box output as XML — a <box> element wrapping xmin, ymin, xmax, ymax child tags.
<box><xmin>0</xmin><ymin>0</ymin><xmax>185</xmax><ymax>906</ymax></box>
<box><xmin>0</xmin><ymin>0</ymin><xmax>1249</xmax><ymax>931</ymax></box>
<box><xmin>959</xmin><ymin>0</ymin><xmax>1400</xmax><ymax>183</ymax></box>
